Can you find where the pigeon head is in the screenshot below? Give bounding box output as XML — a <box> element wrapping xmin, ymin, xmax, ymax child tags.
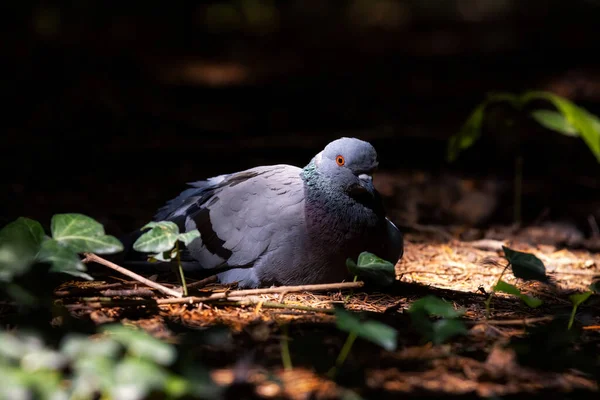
<box><xmin>309</xmin><ymin>137</ymin><xmax>379</xmax><ymax>196</ymax></box>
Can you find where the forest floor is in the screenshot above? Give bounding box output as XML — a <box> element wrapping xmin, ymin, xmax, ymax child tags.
<box><xmin>53</xmin><ymin>228</ymin><xmax>600</xmax><ymax>399</ymax></box>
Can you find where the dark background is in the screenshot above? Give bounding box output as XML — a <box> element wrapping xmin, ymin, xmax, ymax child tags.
<box><xmin>3</xmin><ymin>0</ymin><xmax>600</xmax><ymax>238</ymax></box>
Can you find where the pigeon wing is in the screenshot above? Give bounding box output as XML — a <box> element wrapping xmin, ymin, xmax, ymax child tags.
<box><xmin>156</xmin><ymin>165</ymin><xmax>305</xmax><ymax>270</ymax></box>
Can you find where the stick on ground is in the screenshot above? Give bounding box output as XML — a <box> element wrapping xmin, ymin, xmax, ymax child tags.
<box><xmin>156</xmin><ymin>281</ymin><xmax>364</xmax><ymax>305</ymax></box>
<box><xmin>82</xmin><ymin>253</ymin><xmax>183</xmax><ymax>298</ymax></box>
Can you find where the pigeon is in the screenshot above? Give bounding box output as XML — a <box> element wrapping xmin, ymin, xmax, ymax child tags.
<box><xmin>152</xmin><ymin>137</ymin><xmax>403</xmax><ymax>288</ymax></box>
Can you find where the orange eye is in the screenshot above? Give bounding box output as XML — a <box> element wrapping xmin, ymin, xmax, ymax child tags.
<box><xmin>335</xmin><ymin>155</ymin><xmax>345</xmax><ymax>166</ymax></box>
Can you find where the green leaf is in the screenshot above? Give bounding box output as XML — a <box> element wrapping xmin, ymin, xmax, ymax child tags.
<box><xmin>447</xmin><ymin>102</ymin><xmax>487</xmax><ymax>162</ymax></box>
<box><xmin>531</xmin><ymin>109</ymin><xmax>579</xmax><ymax>136</ymax></box>
<box><xmin>0</xmin><ymin>217</ymin><xmax>45</xmax><ymax>281</ymax></box>
<box><xmin>525</xmin><ymin>91</ymin><xmax>600</xmax><ymax>162</ymax></box>
<box><xmin>569</xmin><ymin>291</ymin><xmax>593</xmax><ymax>307</ymax></box>
<box><xmin>111</xmin><ymin>357</ymin><xmax>167</xmax><ymax>400</ymax></box>
<box><xmin>177</xmin><ymin>229</ymin><xmax>201</xmax><ymax>246</ymax></box>
<box><xmin>494</xmin><ymin>280</ymin><xmax>543</xmax><ymax>308</ymax></box>
<box><xmin>346</xmin><ymin>251</ymin><xmax>395</xmax><ymax>286</ymax></box>
<box><xmin>335</xmin><ymin>308</ymin><xmax>397</xmax><ymax>351</ymax></box>
<box><xmin>38</xmin><ymin>239</ymin><xmax>93</xmax><ymax>280</ymax></box>
<box><xmin>493</xmin><ymin>280</ymin><xmax>521</xmax><ymax>296</ymax></box>
<box><xmin>590</xmin><ymin>280</ymin><xmax>600</xmax><ymax>293</ymax></box>
<box><xmin>502</xmin><ymin>246</ymin><xmax>548</xmax><ymax>282</ymax></box>
<box><xmin>133</xmin><ymin>221</ymin><xmax>180</xmax><ymax>253</ymax></box>
<box><xmin>149</xmin><ymin>249</ymin><xmax>177</xmax><ymax>262</ymax></box>
<box><xmin>51</xmin><ymin>213</ymin><xmax>123</xmax><ymax>254</ymax></box>
<box><xmin>61</xmin><ymin>334</ymin><xmax>121</xmax><ymax>360</ymax></box>
<box><xmin>408</xmin><ymin>295</ymin><xmax>464</xmax><ymax>319</ymax></box>
<box><xmin>520</xmin><ymin>294</ymin><xmax>543</xmax><ymax>308</ymax></box>
<box><xmin>429</xmin><ymin>318</ymin><xmax>469</xmax><ymax>344</ymax></box>
<box><xmin>101</xmin><ymin>325</ymin><xmax>176</xmax><ymax>366</ymax></box>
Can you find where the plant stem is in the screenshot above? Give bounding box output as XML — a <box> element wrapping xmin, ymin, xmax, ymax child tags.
<box><xmin>514</xmin><ymin>155</ymin><xmax>523</xmax><ymax>224</ymax></box>
<box><xmin>568</xmin><ymin>305</ymin><xmax>578</xmax><ymax>330</ymax></box>
<box><xmin>484</xmin><ymin>263</ymin><xmax>511</xmax><ymax>319</ymax></box>
<box><xmin>280</xmin><ymin>324</ymin><xmax>293</xmax><ymax>371</ymax></box>
<box><xmin>175</xmin><ymin>241</ymin><xmax>188</xmax><ymax>297</ymax></box>
<box><xmin>327</xmin><ymin>331</ymin><xmax>358</xmax><ymax>378</ymax></box>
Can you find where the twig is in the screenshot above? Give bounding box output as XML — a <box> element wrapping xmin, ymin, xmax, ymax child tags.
<box><xmin>82</xmin><ymin>253</ymin><xmax>182</xmax><ymax>298</ymax></box>
<box><xmin>466</xmin><ymin>316</ymin><xmax>553</xmax><ymax>326</ymax></box>
<box><xmin>224</xmin><ymin>297</ymin><xmax>334</xmax><ymax>313</ymax></box>
<box><xmin>155</xmin><ymin>281</ymin><xmax>364</xmax><ymax>305</ymax></box>
<box><xmin>102</xmin><ymin>288</ymin><xmax>155</xmax><ymax>297</ymax></box>
<box><xmin>583</xmin><ymin>325</ymin><xmax>600</xmax><ymax>331</ymax></box>
<box><xmin>186</xmin><ymin>275</ymin><xmax>218</xmax><ymax>289</ymax></box>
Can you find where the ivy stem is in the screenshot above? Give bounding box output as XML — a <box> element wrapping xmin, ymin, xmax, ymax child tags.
<box><xmin>327</xmin><ymin>331</ymin><xmax>358</xmax><ymax>379</ymax></box>
<box><xmin>175</xmin><ymin>241</ymin><xmax>188</xmax><ymax>297</ymax></box>
<box><xmin>484</xmin><ymin>263</ymin><xmax>511</xmax><ymax>319</ymax></box>
<box><xmin>280</xmin><ymin>324</ymin><xmax>293</xmax><ymax>371</ymax></box>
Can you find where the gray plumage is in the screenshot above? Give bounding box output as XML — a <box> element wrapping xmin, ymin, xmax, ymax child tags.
<box><xmin>154</xmin><ymin>137</ymin><xmax>403</xmax><ymax>288</ymax></box>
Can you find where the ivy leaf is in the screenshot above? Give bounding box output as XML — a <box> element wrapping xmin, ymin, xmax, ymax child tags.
<box><xmin>447</xmin><ymin>102</ymin><xmax>487</xmax><ymax>162</ymax></box>
<box><xmin>527</xmin><ymin>91</ymin><xmax>600</xmax><ymax>162</ymax></box>
<box><xmin>51</xmin><ymin>214</ymin><xmax>123</xmax><ymax>254</ymax></box>
<box><xmin>531</xmin><ymin>110</ymin><xmax>579</xmax><ymax>137</ymax></box>
<box><xmin>111</xmin><ymin>357</ymin><xmax>168</xmax><ymax>400</ymax></box>
<box><xmin>429</xmin><ymin>318</ymin><xmax>469</xmax><ymax>345</ymax></box>
<box><xmin>408</xmin><ymin>295</ymin><xmax>464</xmax><ymax>319</ymax></box>
<box><xmin>494</xmin><ymin>280</ymin><xmax>543</xmax><ymax>308</ymax></box>
<box><xmin>38</xmin><ymin>239</ymin><xmax>93</xmax><ymax>280</ymax></box>
<box><xmin>133</xmin><ymin>221</ymin><xmax>180</xmax><ymax>253</ymax></box>
<box><xmin>101</xmin><ymin>325</ymin><xmax>176</xmax><ymax>366</ymax></box>
<box><xmin>177</xmin><ymin>229</ymin><xmax>201</xmax><ymax>246</ymax></box>
<box><xmin>335</xmin><ymin>307</ymin><xmax>397</xmax><ymax>351</ymax></box>
<box><xmin>590</xmin><ymin>280</ymin><xmax>600</xmax><ymax>293</ymax></box>
<box><xmin>569</xmin><ymin>291</ymin><xmax>593</xmax><ymax>307</ymax></box>
<box><xmin>346</xmin><ymin>251</ymin><xmax>395</xmax><ymax>286</ymax></box>
<box><xmin>502</xmin><ymin>246</ymin><xmax>548</xmax><ymax>282</ymax></box>
<box><xmin>149</xmin><ymin>249</ymin><xmax>177</xmax><ymax>262</ymax></box>
<box><xmin>407</xmin><ymin>295</ymin><xmax>468</xmax><ymax>344</ymax></box>
<box><xmin>0</xmin><ymin>217</ymin><xmax>45</xmax><ymax>281</ymax></box>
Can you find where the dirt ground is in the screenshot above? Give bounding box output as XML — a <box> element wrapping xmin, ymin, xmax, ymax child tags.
<box><xmin>53</xmin><ymin>229</ymin><xmax>600</xmax><ymax>399</ymax></box>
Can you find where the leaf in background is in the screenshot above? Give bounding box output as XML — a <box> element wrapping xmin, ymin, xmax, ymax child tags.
<box><xmin>531</xmin><ymin>109</ymin><xmax>579</xmax><ymax>137</ymax></box>
<box><xmin>133</xmin><ymin>221</ymin><xmax>180</xmax><ymax>253</ymax></box>
<box><xmin>177</xmin><ymin>229</ymin><xmax>201</xmax><ymax>246</ymax></box>
<box><xmin>346</xmin><ymin>251</ymin><xmax>395</xmax><ymax>286</ymax></box>
<box><xmin>102</xmin><ymin>325</ymin><xmax>176</xmax><ymax>366</ymax></box>
<box><xmin>494</xmin><ymin>280</ymin><xmax>543</xmax><ymax>308</ymax></box>
<box><xmin>38</xmin><ymin>239</ymin><xmax>93</xmax><ymax>280</ymax></box>
<box><xmin>51</xmin><ymin>213</ymin><xmax>123</xmax><ymax>254</ymax></box>
<box><xmin>493</xmin><ymin>280</ymin><xmax>521</xmax><ymax>296</ymax></box>
<box><xmin>527</xmin><ymin>91</ymin><xmax>600</xmax><ymax>162</ymax></box>
<box><xmin>408</xmin><ymin>295</ymin><xmax>465</xmax><ymax>319</ymax></box>
<box><xmin>519</xmin><ymin>294</ymin><xmax>543</xmax><ymax>308</ymax></box>
<box><xmin>0</xmin><ymin>217</ymin><xmax>45</xmax><ymax>281</ymax></box>
<box><xmin>569</xmin><ymin>291</ymin><xmax>593</xmax><ymax>307</ymax></box>
<box><xmin>335</xmin><ymin>307</ymin><xmax>397</xmax><ymax>351</ymax></box>
<box><xmin>502</xmin><ymin>246</ymin><xmax>548</xmax><ymax>282</ymax></box>
<box><xmin>590</xmin><ymin>280</ymin><xmax>600</xmax><ymax>293</ymax></box>
<box><xmin>447</xmin><ymin>102</ymin><xmax>487</xmax><ymax>162</ymax></box>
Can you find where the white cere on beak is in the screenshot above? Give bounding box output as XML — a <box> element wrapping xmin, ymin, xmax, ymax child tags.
<box><xmin>358</xmin><ymin>174</ymin><xmax>372</xmax><ymax>182</ymax></box>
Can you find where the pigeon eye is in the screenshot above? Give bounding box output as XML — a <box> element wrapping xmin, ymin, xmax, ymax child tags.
<box><xmin>336</xmin><ymin>155</ymin><xmax>345</xmax><ymax>166</ymax></box>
